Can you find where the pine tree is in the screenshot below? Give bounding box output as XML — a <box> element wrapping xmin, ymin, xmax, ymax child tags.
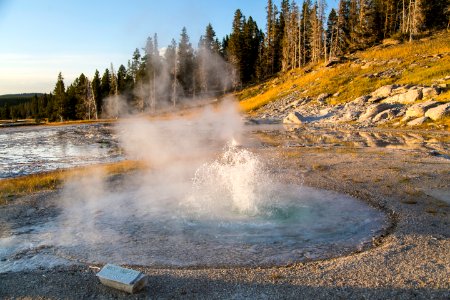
<box><xmin>310</xmin><ymin>2</ymin><xmax>322</xmax><ymax>63</ymax></box>
<box><xmin>242</xmin><ymin>17</ymin><xmax>263</xmax><ymax>82</ymax></box>
<box><xmin>289</xmin><ymin>0</ymin><xmax>300</xmax><ymax>69</ymax></box>
<box><xmin>100</xmin><ymin>68</ymin><xmax>111</xmax><ymax>110</ymax></box>
<box><xmin>326</xmin><ymin>8</ymin><xmax>339</xmax><ymax>59</ymax></box>
<box><xmin>177</xmin><ymin>27</ymin><xmax>195</xmax><ymax>97</ymax></box>
<box><xmin>130</xmin><ymin>48</ymin><xmax>141</xmax><ymax>83</ymax></box>
<box><xmin>198</xmin><ymin>23</ymin><xmax>222</xmax><ymax>94</ymax></box>
<box><xmin>85</xmin><ymin>78</ymin><xmax>97</xmax><ymax>120</ymax></box>
<box><xmin>91</xmin><ymin>70</ymin><xmax>102</xmax><ymax>116</ymax></box>
<box><xmin>265</xmin><ymin>0</ymin><xmax>275</xmax><ymax>75</ymax></box>
<box><xmin>110</xmin><ymin>63</ymin><xmax>118</xmax><ymax>96</ymax></box>
<box><xmin>143</xmin><ymin>36</ymin><xmax>156</xmax><ymax>110</ymax></box>
<box><xmin>165</xmin><ymin>39</ymin><xmax>178</xmax><ymax>106</ymax></box>
<box><xmin>228</xmin><ymin>9</ymin><xmax>245</xmax><ymax>87</ymax></box>
<box><xmin>378</xmin><ymin>0</ymin><xmax>399</xmax><ymax>38</ymax></box>
<box><xmin>72</xmin><ymin>74</ymin><xmax>96</xmax><ymax>120</ymax></box>
<box><xmin>410</xmin><ymin>0</ymin><xmax>425</xmax><ymax>41</ymax></box>
<box><xmin>53</xmin><ymin>72</ymin><xmax>66</xmax><ymax>122</ymax></box>
<box><xmin>348</xmin><ymin>0</ymin><xmax>377</xmax><ymax>47</ymax></box>
<box><xmin>299</xmin><ymin>0</ymin><xmax>312</xmax><ymax>66</ymax></box>
<box><xmin>281</xmin><ymin>0</ymin><xmax>300</xmax><ymax>71</ymax></box>
<box><xmin>349</xmin><ymin>0</ymin><xmax>359</xmax><ymax>47</ymax></box>
<box><xmin>336</xmin><ymin>0</ymin><xmax>350</xmax><ymax>55</ymax></box>
<box><xmin>425</xmin><ymin>0</ymin><xmax>448</xmax><ymax>29</ymax></box>
<box><xmin>117</xmin><ymin>65</ymin><xmax>128</xmax><ymax>94</ymax></box>
<box><xmin>273</xmin><ymin>4</ymin><xmax>284</xmax><ymax>72</ymax></box>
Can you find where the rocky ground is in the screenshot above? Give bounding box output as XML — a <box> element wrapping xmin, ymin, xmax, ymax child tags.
<box><xmin>250</xmin><ymin>77</ymin><xmax>450</xmax><ymax>129</ymax></box>
<box><xmin>1</xmin><ymin>126</ymin><xmax>449</xmax><ymax>299</ymax></box>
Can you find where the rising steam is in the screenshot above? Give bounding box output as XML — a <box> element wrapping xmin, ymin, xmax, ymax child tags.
<box><xmin>52</xmin><ymin>97</ymin><xmax>276</xmax><ymax>249</ymax></box>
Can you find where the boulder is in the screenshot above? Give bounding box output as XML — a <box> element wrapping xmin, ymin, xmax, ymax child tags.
<box><xmin>317</xmin><ymin>93</ymin><xmax>331</xmax><ymax>104</ymax></box>
<box><xmin>349</xmin><ymin>95</ymin><xmax>371</xmax><ymax>106</ymax></box>
<box><xmin>422</xmin><ymin>87</ymin><xmax>441</xmax><ymax>98</ymax></box>
<box><xmin>391</xmin><ymin>85</ymin><xmax>411</xmax><ymax>95</ymax></box>
<box><xmin>407</xmin><ymin>116</ymin><xmax>429</xmax><ymax>126</ymax></box>
<box><xmin>341</xmin><ymin>110</ymin><xmax>361</xmax><ymax>122</ymax></box>
<box><xmin>372</xmin><ymin>108</ymin><xmax>397</xmax><ymax>123</ymax></box>
<box><xmin>425</xmin><ymin>102</ymin><xmax>450</xmax><ymax>121</ymax></box>
<box><xmin>371</xmin><ymin>85</ymin><xmax>398</xmax><ymax>98</ymax></box>
<box><xmin>405</xmin><ymin>100</ymin><xmax>440</xmax><ymax>118</ymax></box>
<box><xmin>359</xmin><ymin>103</ymin><xmax>395</xmax><ymax>122</ymax></box>
<box><xmin>283</xmin><ymin>111</ymin><xmax>305</xmax><ymax>124</ymax></box>
<box><xmin>383</xmin><ymin>88</ymin><xmax>423</xmax><ymax>104</ymax></box>
<box><xmin>283</xmin><ymin>99</ymin><xmax>301</xmax><ymax>111</ymax></box>
<box><xmin>324</xmin><ymin>57</ymin><xmax>344</xmax><ymax>67</ymax></box>
<box><xmin>401</xmin><ymin>115</ymin><xmax>414</xmax><ymax>123</ymax></box>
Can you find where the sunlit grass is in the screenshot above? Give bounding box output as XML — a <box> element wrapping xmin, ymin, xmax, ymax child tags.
<box><xmin>398</xmin><ymin>57</ymin><xmax>450</xmax><ymax>85</ymax></box>
<box><xmin>435</xmin><ymin>90</ymin><xmax>450</xmax><ymax>102</ymax></box>
<box><xmin>0</xmin><ymin>160</ymin><xmax>144</xmax><ymax>205</ymax></box>
<box><xmin>44</xmin><ymin>119</ymin><xmax>117</xmax><ymax>126</ymax></box>
<box><xmin>359</xmin><ymin>33</ymin><xmax>450</xmax><ymax>61</ymax></box>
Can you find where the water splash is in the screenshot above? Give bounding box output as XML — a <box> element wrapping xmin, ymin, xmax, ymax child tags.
<box><xmin>185</xmin><ymin>142</ymin><xmax>274</xmax><ymax>217</ymax></box>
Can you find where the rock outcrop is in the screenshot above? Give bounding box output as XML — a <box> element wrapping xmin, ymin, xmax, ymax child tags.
<box><xmin>425</xmin><ymin>102</ymin><xmax>450</xmax><ymax>121</ymax></box>
<box><xmin>252</xmin><ymin>81</ymin><xmax>449</xmax><ymax>128</ymax></box>
<box><xmin>404</xmin><ymin>100</ymin><xmax>440</xmax><ymax>119</ymax></box>
<box><xmin>359</xmin><ymin>103</ymin><xmax>396</xmax><ymax>122</ymax></box>
<box><xmin>383</xmin><ymin>88</ymin><xmax>423</xmax><ymax>104</ymax></box>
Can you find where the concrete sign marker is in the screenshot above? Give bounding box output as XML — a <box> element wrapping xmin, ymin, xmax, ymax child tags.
<box><xmin>96</xmin><ymin>264</ymin><xmax>147</xmax><ymax>294</ymax></box>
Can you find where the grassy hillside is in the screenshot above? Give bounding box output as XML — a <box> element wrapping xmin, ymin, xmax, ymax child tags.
<box><xmin>238</xmin><ymin>31</ymin><xmax>450</xmax><ymax>114</ymax></box>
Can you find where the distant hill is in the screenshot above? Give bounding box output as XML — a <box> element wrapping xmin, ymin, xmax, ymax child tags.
<box><xmin>0</xmin><ymin>93</ymin><xmax>44</xmax><ymax>106</ymax></box>
<box><xmin>0</xmin><ymin>93</ymin><xmax>44</xmax><ymax>99</ymax></box>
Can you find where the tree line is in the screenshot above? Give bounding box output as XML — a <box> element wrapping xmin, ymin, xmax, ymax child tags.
<box><xmin>2</xmin><ymin>0</ymin><xmax>448</xmax><ymax>121</ymax></box>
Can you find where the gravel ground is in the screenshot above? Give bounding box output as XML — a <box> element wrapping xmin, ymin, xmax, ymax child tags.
<box><xmin>1</xmin><ymin>127</ymin><xmax>449</xmax><ymax>299</ymax></box>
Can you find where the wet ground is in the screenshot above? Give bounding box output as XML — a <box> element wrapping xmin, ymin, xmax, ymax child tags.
<box><xmin>1</xmin><ymin>122</ymin><xmax>448</xmax><ymax>179</ymax></box>
<box><xmin>0</xmin><ymin>123</ymin><xmax>122</xmax><ymax>178</ymax></box>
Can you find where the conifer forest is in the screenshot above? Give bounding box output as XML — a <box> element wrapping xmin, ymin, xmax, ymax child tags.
<box><xmin>1</xmin><ymin>0</ymin><xmax>448</xmax><ymax>122</ymax></box>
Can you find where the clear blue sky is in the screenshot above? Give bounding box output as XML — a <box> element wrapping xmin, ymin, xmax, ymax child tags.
<box><xmin>0</xmin><ymin>0</ymin><xmax>338</xmax><ymax>95</ymax></box>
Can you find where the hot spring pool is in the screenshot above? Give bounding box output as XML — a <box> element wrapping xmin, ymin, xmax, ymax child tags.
<box><xmin>54</xmin><ymin>184</ymin><xmax>386</xmax><ymax>267</ymax></box>
<box><xmin>0</xmin><ymin>145</ymin><xmax>387</xmax><ymax>270</ymax></box>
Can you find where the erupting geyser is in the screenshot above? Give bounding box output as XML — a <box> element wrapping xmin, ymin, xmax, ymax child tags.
<box><xmin>49</xmin><ymin>138</ymin><xmax>386</xmax><ymax>267</ymax></box>
<box><xmin>0</xmin><ymin>100</ymin><xmax>387</xmax><ymax>271</ymax></box>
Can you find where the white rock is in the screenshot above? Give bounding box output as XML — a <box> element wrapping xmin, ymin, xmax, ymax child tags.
<box><xmin>348</xmin><ymin>95</ymin><xmax>371</xmax><ymax>106</ymax></box>
<box><xmin>372</xmin><ymin>108</ymin><xmax>396</xmax><ymax>123</ymax></box>
<box><xmin>371</xmin><ymin>85</ymin><xmax>398</xmax><ymax>98</ymax></box>
<box><xmin>407</xmin><ymin>116</ymin><xmax>429</xmax><ymax>126</ymax></box>
<box><xmin>405</xmin><ymin>100</ymin><xmax>439</xmax><ymax>118</ymax></box>
<box><xmin>422</xmin><ymin>87</ymin><xmax>440</xmax><ymax>98</ymax></box>
<box><xmin>359</xmin><ymin>103</ymin><xmax>394</xmax><ymax>122</ymax></box>
<box><xmin>425</xmin><ymin>103</ymin><xmax>450</xmax><ymax>121</ymax></box>
<box><xmin>283</xmin><ymin>111</ymin><xmax>305</xmax><ymax>124</ymax></box>
<box><xmin>317</xmin><ymin>93</ymin><xmax>331</xmax><ymax>104</ymax></box>
<box><xmin>383</xmin><ymin>89</ymin><xmax>423</xmax><ymax>104</ymax></box>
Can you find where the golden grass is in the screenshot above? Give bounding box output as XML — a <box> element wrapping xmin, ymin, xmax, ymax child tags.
<box><xmin>238</xmin><ymin>31</ymin><xmax>450</xmax><ymax>113</ymax></box>
<box><xmin>43</xmin><ymin>118</ymin><xmax>117</xmax><ymax>126</ymax></box>
<box><xmin>0</xmin><ymin>160</ymin><xmax>143</xmax><ymax>205</ymax></box>
<box><xmin>398</xmin><ymin>57</ymin><xmax>450</xmax><ymax>85</ymax></box>
<box><xmin>360</xmin><ymin>33</ymin><xmax>450</xmax><ymax>61</ymax></box>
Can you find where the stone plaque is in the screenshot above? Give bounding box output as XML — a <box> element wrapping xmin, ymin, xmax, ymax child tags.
<box><xmin>97</xmin><ymin>264</ymin><xmax>147</xmax><ymax>294</ymax></box>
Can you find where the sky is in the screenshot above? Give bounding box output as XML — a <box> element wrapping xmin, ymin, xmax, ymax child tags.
<box><xmin>0</xmin><ymin>0</ymin><xmax>338</xmax><ymax>95</ymax></box>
